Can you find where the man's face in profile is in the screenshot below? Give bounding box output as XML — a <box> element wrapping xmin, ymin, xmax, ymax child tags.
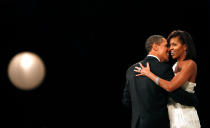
<box><xmin>158</xmin><ymin>38</ymin><xmax>169</xmax><ymax>62</ymax></box>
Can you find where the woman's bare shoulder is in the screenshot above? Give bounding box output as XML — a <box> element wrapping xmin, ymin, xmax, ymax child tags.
<box><xmin>183</xmin><ymin>59</ymin><xmax>197</xmax><ymax>69</ymax></box>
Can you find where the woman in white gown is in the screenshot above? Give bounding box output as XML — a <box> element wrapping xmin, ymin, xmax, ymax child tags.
<box><xmin>135</xmin><ymin>30</ymin><xmax>201</xmax><ymax>128</ymax></box>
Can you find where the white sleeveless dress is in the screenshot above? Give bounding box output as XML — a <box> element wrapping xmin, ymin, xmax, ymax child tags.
<box><xmin>167</xmin><ymin>62</ymin><xmax>201</xmax><ymax>128</ymax></box>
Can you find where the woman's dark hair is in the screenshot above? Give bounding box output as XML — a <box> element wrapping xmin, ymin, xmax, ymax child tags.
<box><xmin>167</xmin><ymin>30</ymin><xmax>197</xmax><ymax>61</ymax></box>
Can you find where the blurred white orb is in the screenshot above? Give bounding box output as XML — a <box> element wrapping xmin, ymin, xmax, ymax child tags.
<box><xmin>8</xmin><ymin>52</ymin><xmax>46</xmax><ymax>90</ymax></box>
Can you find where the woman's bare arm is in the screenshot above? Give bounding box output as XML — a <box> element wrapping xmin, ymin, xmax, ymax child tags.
<box><xmin>134</xmin><ymin>60</ymin><xmax>197</xmax><ymax>92</ymax></box>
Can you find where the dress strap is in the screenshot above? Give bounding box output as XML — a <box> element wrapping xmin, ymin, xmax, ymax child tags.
<box><xmin>172</xmin><ymin>62</ymin><xmax>178</xmax><ymax>72</ymax></box>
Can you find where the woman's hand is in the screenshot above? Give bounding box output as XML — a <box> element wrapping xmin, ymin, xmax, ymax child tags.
<box><xmin>134</xmin><ymin>62</ymin><xmax>151</xmax><ymax>76</ymax></box>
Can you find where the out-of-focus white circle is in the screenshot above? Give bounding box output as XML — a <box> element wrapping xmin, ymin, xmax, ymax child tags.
<box><xmin>8</xmin><ymin>51</ymin><xmax>46</xmax><ymax>90</ymax></box>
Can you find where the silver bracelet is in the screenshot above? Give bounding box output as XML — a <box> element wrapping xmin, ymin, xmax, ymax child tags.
<box><xmin>155</xmin><ymin>77</ymin><xmax>159</xmax><ymax>85</ymax></box>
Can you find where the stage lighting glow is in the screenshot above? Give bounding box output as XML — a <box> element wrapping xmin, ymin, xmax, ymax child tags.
<box><xmin>8</xmin><ymin>52</ymin><xmax>46</xmax><ymax>90</ymax></box>
<box><xmin>20</xmin><ymin>54</ymin><xmax>33</xmax><ymax>69</ymax></box>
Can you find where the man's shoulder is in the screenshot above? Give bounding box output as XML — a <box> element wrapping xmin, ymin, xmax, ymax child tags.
<box><xmin>127</xmin><ymin>61</ymin><xmax>140</xmax><ymax>72</ymax></box>
<box><xmin>156</xmin><ymin>62</ymin><xmax>172</xmax><ymax>69</ymax></box>
<box><xmin>125</xmin><ymin>60</ymin><xmax>145</xmax><ymax>75</ymax></box>
<box><xmin>126</xmin><ymin>58</ymin><xmax>172</xmax><ymax>74</ymax></box>
<box><xmin>150</xmin><ymin>61</ymin><xmax>173</xmax><ymax>76</ymax></box>
<box><xmin>142</xmin><ymin>58</ymin><xmax>172</xmax><ymax>75</ymax></box>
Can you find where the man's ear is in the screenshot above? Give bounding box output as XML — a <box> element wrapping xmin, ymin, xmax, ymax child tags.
<box><xmin>152</xmin><ymin>43</ymin><xmax>159</xmax><ymax>51</ymax></box>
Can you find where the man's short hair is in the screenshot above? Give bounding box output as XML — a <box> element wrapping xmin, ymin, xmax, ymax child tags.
<box><xmin>145</xmin><ymin>35</ymin><xmax>164</xmax><ymax>53</ymax></box>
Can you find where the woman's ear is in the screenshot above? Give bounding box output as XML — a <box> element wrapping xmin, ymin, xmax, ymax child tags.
<box><xmin>183</xmin><ymin>44</ymin><xmax>187</xmax><ymax>51</ymax></box>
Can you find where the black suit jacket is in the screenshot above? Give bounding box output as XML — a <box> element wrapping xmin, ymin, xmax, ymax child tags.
<box><xmin>122</xmin><ymin>56</ymin><xmax>199</xmax><ymax>128</ymax></box>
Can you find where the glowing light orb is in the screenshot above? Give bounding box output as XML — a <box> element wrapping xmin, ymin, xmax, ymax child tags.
<box><xmin>8</xmin><ymin>52</ymin><xmax>46</xmax><ymax>90</ymax></box>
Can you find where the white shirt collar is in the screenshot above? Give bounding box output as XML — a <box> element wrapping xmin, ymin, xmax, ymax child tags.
<box><xmin>147</xmin><ymin>55</ymin><xmax>160</xmax><ymax>62</ymax></box>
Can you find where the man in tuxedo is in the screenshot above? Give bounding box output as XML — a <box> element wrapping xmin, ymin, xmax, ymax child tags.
<box><xmin>122</xmin><ymin>35</ymin><xmax>198</xmax><ymax>128</ymax></box>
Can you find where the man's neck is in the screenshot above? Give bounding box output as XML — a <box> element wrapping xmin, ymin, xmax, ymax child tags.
<box><xmin>147</xmin><ymin>52</ymin><xmax>160</xmax><ymax>62</ymax></box>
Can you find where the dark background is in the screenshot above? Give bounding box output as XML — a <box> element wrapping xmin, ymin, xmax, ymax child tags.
<box><xmin>0</xmin><ymin>0</ymin><xmax>209</xmax><ymax>127</ymax></box>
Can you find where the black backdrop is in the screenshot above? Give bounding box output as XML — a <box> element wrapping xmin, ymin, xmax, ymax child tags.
<box><xmin>0</xmin><ymin>0</ymin><xmax>209</xmax><ymax>128</ymax></box>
